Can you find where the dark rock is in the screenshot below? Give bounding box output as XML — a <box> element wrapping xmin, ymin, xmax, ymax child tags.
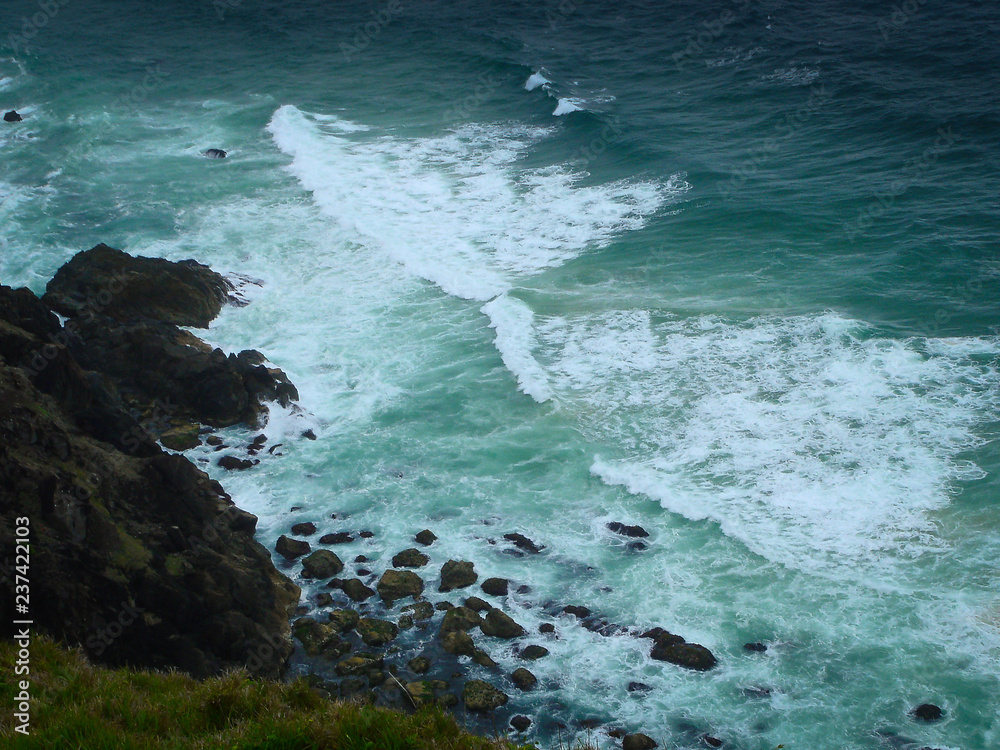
<box><xmin>510</xmin><ymin>715</ymin><xmax>532</xmax><ymax>732</ymax></box>
<box><xmin>744</xmin><ymin>642</ymin><xmax>767</xmax><ymax>653</ymax></box>
<box><xmin>398</xmin><ymin>614</ymin><xmax>413</xmax><ymax>630</ymax></box>
<box><xmin>441</xmin><ymin>630</ymin><xmax>476</xmax><ymax>657</ymax></box>
<box><xmin>435</xmin><ymin>602</ymin><xmax>454</xmax><ymax>611</ymax></box>
<box><xmin>912</xmin><ymin>704</ymin><xmax>944</xmax><ymax>723</ymax></box>
<box><xmin>302</xmin><ymin>429</ymin><xmax>317</xmax><ymax>440</ymax></box>
<box><xmin>439</xmin><ymin>560</ymin><xmax>477</xmax><ymax>592</ymax></box>
<box><xmin>218</xmin><ymin>455</ymin><xmax>257</xmax><ymax>470</ymax></box>
<box><xmin>641</xmin><ymin>627</ymin><xmax>685</xmax><ymax>648</ymax></box>
<box><xmin>301</xmin><ymin>550</ymin><xmax>344</xmax><ymax>578</ymax></box>
<box><xmin>627</xmin><ymin>682</ymin><xmax>652</xmax><ymax>693</ymax></box>
<box><xmin>4</xmin><ymin>110</ymin><xmax>22</xmax><ymax>122</ymax></box>
<box><xmin>320</xmin><ymin>532</ymin><xmax>354</xmax><ymax>544</ymax></box>
<box><xmin>408</xmin><ymin>656</ymin><xmax>431</xmax><ymax>674</ymax></box>
<box><xmin>511</xmin><ymin>667</ymin><xmax>537</xmax><ymax>690</ymax></box>
<box><xmin>563</xmin><ymin>605</ymin><xmax>591</xmax><ymax>619</ymax></box>
<box><xmin>472</xmin><ymin>649</ymin><xmax>497</xmax><ymax>668</ymax></box>
<box><xmin>415</xmin><ymin>529</ymin><xmax>437</xmax><ymax>546</ymax></box>
<box><xmin>607</xmin><ymin>521</ymin><xmax>649</xmax><ymax>538</ymax></box>
<box><xmin>275</xmin><ymin>535</ymin><xmax>311</xmax><ymax>559</ymax></box>
<box><xmin>440</xmin><ymin>606</ymin><xmax>483</xmax><ymax>633</ymax></box>
<box><xmin>702</xmin><ymin>737</ymin><xmax>723</xmax><ymax>748</ymax></box>
<box><xmin>650</xmin><ymin>641</ymin><xmax>718</xmax><ymax>671</ymax></box>
<box><xmin>392</xmin><ymin>548</ymin><xmax>429</xmax><ymax>568</ymax></box>
<box><xmin>516</xmin><ymin>584</ymin><xmax>532</xmax><ymax>595</ymax></box>
<box><xmin>204</xmin><ymin>148</ymin><xmax>227</xmax><ymax>159</ymax></box>
<box><xmin>359</xmin><ymin>530</ymin><xmax>374</xmax><ymax>539</ymax></box>
<box><xmin>327</xmin><ymin>609</ymin><xmax>360</xmax><ymax>633</ymax></box>
<box><xmin>376</xmin><ymin>569</ymin><xmax>424</xmax><ymax>605</ymax></box>
<box><xmin>622</xmin><ymin>734</ymin><xmax>657</xmax><ymax>750</ymax></box>
<box><xmin>520</xmin><ymin>645</ymin><xmax>549</xmax><ymax>660</ymax></box>
<box><xmin>160</xmin><ymin>424</ymin><xmax>201</xmax><ymax>451</ymax></box>
<box><xmin>291</xmin><ymin>522</ymin><xmax>317</xmax><ymax>536</ymax></box>
<box><xmin>342</xmin><ymin>578</ymin><xmax>376</xmax><ymax>602</ymax></box>
<box><xmin>205</xmin><ymin>435</ymin><xmax>223</xmax><ymax>446</ymax></box>
<box><xmin>481</xmin><ymin>577</ymin><xmax>509</xmax><ymax>596</ymax></box>
<box><xmin>462</xmin><ymin>679</ymin><xmax>508</xmax><ymax>712</ymax></box>
<box><xmin>355</xmin><ymin>555</ymin><xmax>368</xmax><ymax>562</ymax></box>
<box><xmin>401</xmin><ymin>601</ymin><xmax>434</xmax><ymax>621</ymax></box>
<box><xmin>464</xmin><ymin>596</ymin><xmax>490</xmax><ymax>612</ymax></box>
<box><xmin>626</xmin><ymin>541</ymin><xmax>648</xmax><ymax>552</ymax></box>
<box><xmin>355</xmin><ymin>568</ymin><xmax>372</xmax><ymax>577</ymax></box>
<box><xmin>356</xmin><ymin>618</ymin><xmax>398</xmax><ymax>647</ymax></box>
<box><xmin>481</xmin><ymin>608</ymin><xmax>525</xmax><ymax>639</ymax></box>
<box><xmin>293</xmin><ymin>618</ymin><xmax>349</xmax><ymax>659</ymax></box>
<box><xmin>539</xmin><ymin>623</ymin><xmax>556</xmax><ymax>634</ymax></box>
<box><xmin>504</xmin><ymin>532</ymin><xmax>545</xmax><ymax>554</ymax></box>
<box><xmin>336</xmin><ymin>654</ymin><xmax>383</xmax><ymax>676</ymax></box>
<box><xmin>314</xmin><ymin>592</ymin><xmax>333</xmax><ymax>607</ymax></box>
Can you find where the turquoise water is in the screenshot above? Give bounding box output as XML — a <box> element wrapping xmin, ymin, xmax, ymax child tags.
<box><xmin>3</xmin><ymin>1</ymin><xmax>1000</xmax><ymax>747</ymax></box>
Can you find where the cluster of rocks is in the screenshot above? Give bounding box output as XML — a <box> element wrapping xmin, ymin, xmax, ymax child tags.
<box><xmin>274</xmin><ymin>519</ymin><xmax>725</xmax><ymax>741</ymax></box>
<box><xmin>0</xmin><ymin>246</ymin><xmax>302</xmax><ymax>676</ymax></box>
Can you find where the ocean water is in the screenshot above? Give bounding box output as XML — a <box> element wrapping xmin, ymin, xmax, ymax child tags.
<box><xmin>3</xmin><ymin>1</ymin><xmax>1000</xmax><ymax>747</ymax></box>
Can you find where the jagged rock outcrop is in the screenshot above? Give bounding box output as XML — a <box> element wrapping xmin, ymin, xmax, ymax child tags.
<box><xmin>0</xmin><ymin>250</ymin><xmax>301</xmax><ymax>679</ymax></box>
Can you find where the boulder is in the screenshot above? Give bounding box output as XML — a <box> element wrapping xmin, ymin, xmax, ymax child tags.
<box><xmin>439</xmin><ymin>560</ymin><xmax>477</xmax><ymax>592</ymax></box>
<box><xmin>335</xmin><ymin>654</ymin><xmax>382</xmax><ymax>677</ymax></box>
<box><xmin>341</xmin><ymin>578</ymin><xmax>376</xmax><ymax>602</ymax></box>
<box><xmin>204</xmin><ymin>148</ymin><xmax>227</xmax><ymax>159</ymax></box>
<box><xmin>160</xmin><ymin>424</ymin><xmax>201</xmax><ymax>451</ymax></box>
<box><xmin>275</xmin><ymin>535</ymin><xmax>311</xmax><ymax>560</ymax></box>
<box><xmin>481</xmin><ymin>608</ymin><xmax>525</xmax><ymax>639</ymax></box>
<box><xmin>481</xmin><ymin>577</ymin><xmax>508</xmax><ymax>596</ymax></box>
<box><xmin>356</xmin><ymin>618</ymin><xmax>399</xmax><ymax>647</ymax></box>
<box><xmin>464</xmin><ymin>596</ymin><xmax>491</xmax><ymax>612</ymax></box>
<box><xmin>563</xmin><ymin>605</ymin><xmax>591</xmax><ymax>619</ymax></box>
<box><xmin>744</xmin><ymin>642</ymin><xmax>767</xmax><ymax>653</ymax></box>
<box><xmin>3</xmin><ymin>110</ymin><xmax>22</xmax><ymax>122</ymax></box>
<box><xmin>627</xmin><ymin>682</ymin><xmax>652</xmax><ymax>693</ymax></box>
<box><xmin>511</xmin><ymin>667</ymin><xmax>537</xmax><ymax>690</ymax></box>
<box><xmin>377</xmin><ymin>569</ymin><xmax>424</xmax><ymax>605</ymax></box>
<box><xmin>320</xmin><ymin>532</ymin><xmax>353</xmax><ymax>544</ymax></box>
<box><xmin>327</xmin><ymin>609</ymin><xmax>360</xmax><ymax>633</ymax></box>
<box><xmin>462</xmin><ymin>679</ymin><xmax>508</xmax><ymax>712</ymax></box>
<box><xmin>441</xmin><ymin>630</ymin><xmax>476</xmax><ymax>657</ymax></box>
<box><xmin>392</xmin><ymin>548</ymin><xmax>429</xmax><ymax>568</ymax></box>
<box><xmin>912</xmin><ymin>703</ymin><xmax>944</xmax><ymax>723</ymax></box>
<box><xmin>218</xmin><ymin>455</ymin><xmax>256</xmax><ymax>470</ymax></box>
<box><xmin>504</xmin><ymin>532</ymin><xmax>544</xmax><ymax>554</ymax></box>
<box><xmin>301</xmin><ymin>550</ymin><xmax>344</xmax><ymax>578</ymax></box>
<box><xmin>622</xmin><ymin>734</ymin><xmax>657</xmax><ymax>750</ymax></box>
<box><xmin>520</xmin><ymin>645</ymin><xmax>549</xmax><ymax>660</ymax></box>
<box><xmin>401</xmin><ymin>600</ymin><xmax>434</xmax><ymax>621</ymax></box>
<box><xmin>414</xmin><ymin>529</ymin><xmax>437</xmax><ymax>546</ymax></box>
<box><xmin>408</xmin><ymin>655</ymin><xmax>431</xmax><ymax>674</ymax></box>
<box><xmin>641</xmin><ymin>627</ymin><xmax>685</xmax><ymax>648</ymax></box>
<box><xmin>607</xmin><ymin>521</ymin><xmax>649</xmax><ymax>538</ymax></box>
<box><xmin>440</xmin><ymin>606</ymin><xmax>483</xmax><ymax>634</ymax></box>
<box><xmin>650</xmin><ymin>641</ymin><xmax>717</xmax><ymax>671</ymax></box>
<box><xmin>472</xmin><ymin>649</ymin><xmax>497</xmax><ymax>668</ymax></box>
<box><xmin>291</xmin><ymin>522</ymin><xmax>317</xmax><ymax>536</ymax></box>
<box><xmin>510</xmin><ymin>715</ymin><xmax>532</xmax><ymax>732</ymax></box>
<box><xmin>293</xmin><ymin>617</ymin><xmax>349</xmax><ymax>659</ymax></box>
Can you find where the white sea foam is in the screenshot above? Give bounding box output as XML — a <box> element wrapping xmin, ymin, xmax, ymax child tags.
<box><xmin>481</xmin><ymin>295</ymin><xmax>553</xmax><ymax>402</ymax></box>
<box><xmin>525</xmin><ymin>71</ymin><xmax>550</xmax><ymax>91</ymax></box>
<box><xmin>552</xmin><ymin>97</ymin><xmax>584</xmax><ymax>116</ymax></box>
<box><xmin>267</xmin><ymin>104</ymin><xmax>672</xmax><ymax>301</ymax></box>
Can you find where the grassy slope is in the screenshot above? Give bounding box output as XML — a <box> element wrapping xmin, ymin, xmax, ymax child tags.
<box><xmin>0</xmin><ymin>637</ymin><xmax>532</xmax><ymax>750</ymax></box>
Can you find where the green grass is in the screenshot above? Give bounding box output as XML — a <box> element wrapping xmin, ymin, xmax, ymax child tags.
<box><xmin>0</xmin><ymin>637</ymin><xmax>534</xmax><ymax>750</ymax></box>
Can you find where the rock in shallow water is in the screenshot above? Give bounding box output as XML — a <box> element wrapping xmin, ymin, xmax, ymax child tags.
<box><xmin>650</xmin><ymin>641</ymin><xmax>718</xmax><ymax>671</ymax></box>
<box><xmin>4</xmin><ymin>110</ymin><xmax>22</xmax><ymax>122</ymax></box>
<box><xmin>301</xmin><ymin>549</ymin><xmax>344</xmax><ymax>578</ymax></box>
<box><xmin>275</xmin><ymin>535</ymin><xmax>311</xmax><ymax>559</ymax></box>
<box><xmin>462</xmin><ymin>679</ymin><xmax>508</xmax><ymax>712</ymax></box>
<box><xmin>622</xmin><ymin>733</ymin><xmax>658</xmax><ymax>750</ymax></box>
<box><xmin>481</xmin><ymin>608</ymin><xmax>525</xmax><ymax>639</ymax></box>
<box><xmin>377</xmin><ymin>569</ymin><xmax>424</xmax><ymax>604</ymax></box>
<box><xmin>439</xmin><ymin>559</ymin><xmax>477</xmax><ymax>592</ymax></box>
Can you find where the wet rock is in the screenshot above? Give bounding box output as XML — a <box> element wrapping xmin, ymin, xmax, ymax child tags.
<box><xmin>293</xmin><ymin>617</ymin><xmax>349</xmax><ymax>658</ymax></box>
<box><xmin>440</xmin><ymin>606</ymin><xmax>483</xmax><ymax>633</ymax></box>
<box><xmin>481</xmin><ymin>577</ymin><xmax>509</xmax><ymax>596</ymax></box>
<box><xmin>511</xmin><ymin>715</ymin><xmax>532</xmax><ymax>732</ymax></box>
<box><xmin>315</xmin><ymin>592</ymin><xmax>333</xmax><ymax>607</ymax></box>
<box><xmin>439</xmin><ymin>560</ymin><xmax>477</xmax><ymax>592</ymax></box>
<box><xmin>650</xmin><ymin>641</ymin><xmax>718</xmax><ymax>671</ymax></box>
<box><xmin>607</xmin><ymin>521</ymin><xmax>649</xmax><ymax>538</ymax></box>
<box><xmin>356</xmin><ymin>618</ymin><xmax>399</xmax><ymax>647</ymax></box>
<box><xmin>355</xmin><ymin>555</ymin><xmax>368</xmax><ymax>562</ymax></box>
<box><xmin>328</xmin><ymin>609</ymin><xmax>360</xmax><ymax>633</ymax></box>
<box><xmin>359</xmin><ymin>530</ymin><xmax>374</xmax><ymax>539</ymax></box>
<box><xmin>516</xmin><ymin>584</ymin><xmax>532</xmax><ymax>595</ymax></box>
<box><xmin>702</xmin><ymin>737</ymin><xmax>723</xmax><ymax>748</ymax></box>
<box><xmin>392</xmin><ymin>548</ymin><xmax>430</xmax><ymax>568</ymax></box>
<box><xmin>520</xmin><ymin>645</ymin><xmax>549</xmax><ymax>660</ymax></box>
<box><xmin>622</xmin><ymin>733</ymin><xmax>657</xmax><ymax>750</ymax></box>
<box><xmin>626</xmin><ymin>541</ymin><xmax>648</xmax><ymax>552</ymax></box>
<box><xmin>415</xmin><ymin>529</ymin><xmax>437</xmax><ymax>546</ymax></box>
<box><xmin>441</xmin><ymin>630</ymin><xmax>476</xmax><ymax>657</ymax></box>
<box><xmin>218</xmin><ymin>455</ymin><xmax>257</xmax><ymax>470</ymax></box>
<box><xmin>160</xmin><ymin>424</ymin><xmax>201</xmax><ymax>451</ymax></box>
<box><xmin>342</xmin><ymin>578</ymin><xmax>376</xmax><ymax>602</ymax></box>
<box><xmin>291</xmin><ymin>521</ymin><xmax>317</xmax><ymax>536</ymax></box>
<box><xmin>356</xmin><ymin>567</ymin><xmax>372</xmax><ymax>577</ymax></box>
<box><xmin>205</xmin><ymin>435</ymin><xmax>224</xmax><ymax>446</ymax></box>
<box><xmin>436</xmin><ymin>602</ymin><xmax>454</xmax><ymax>611</ymax></box>
<box><xmin>627</xmin><ymin>682</ymin><xmax>652</xmax><ymax>693</ymax></box>
<box><xmin>405</xmin><ymin>680</ymin><xmax>436</xmax><ymax>707</ymax></box>
<box><xmin>408</xmin><ymin>655</ymin><xmax>431</xmax><ymax>674</ymax></box>
<box><xmin>302</xmin><ymin>429</ymin><xmax>317</xmax><ymax>440</ymax></box>
<box><xmin>511</xmin><ymin>667</ymin><xmax>537</xmax><ymax>690</ymax></box>
<box><xmin>481</xmin><ymin>608</ymin><xmax>525</xmax><ymax>639</ymax></box>
<box><xmin>204</xmin><ymin>148</ymin><xmax>227</xmax><ymax>159</ymax></box>
<box><xmin>301</xmin><ymin>549</ymin><xmax>344</xmax><ymax>578</ymax></box>
<box><xmin>641</xmin><ymin>627</ymin><xmax>685</xmax><ymax>648</ymax></box>
<box><xmin>4</xmin><ymin>110</ymin><xmax>23</xmax><ymax>122</ymax></box>
<box><xmin>504</xmin><ymin>532</ymin><xmax>545</xmax><ymax>554</ymax></box>
<box><xmin>320</xmin><ymin>532</ymin><xmax>353</xmax><ymax>544</ymax></box>
<box><xmin>472</xmin><ymin>649</ymin><xmax>497</xmax><ymax>668</ymax></box>
<box><xmin>464</xmin><ymin>596</ymin><xmax>490</xmax><ymax>612</ymax></box>
<box><xmin>398</xmin><ymin>614</ymin><xmax>413</xmax><ymax>630</ymax></box>
<box><xmin>402</xmin><ymin>601</ymin><xmax>435</xmax><ymax>621</ymax></box>
<box><xmin>463</xmin><ymin>679</ymin><xmax>508</xmax><ymax>712</ymax></box>
<box><xmin>377</xmin><ymin>569</ymin><xmax>424</xmax><ymax>605</ymax></box>
<box><xmin>912</xmin><ymin>703</ymin><xmax>944</xmax><ymax>723</ymax></box>
<box><xmin>563</xmin><ymin>605</ymin><xmax>591</xmax><ymax>619</ymax></box>
<box><xmin>539</xmin><ymin>623</ymin><xmax>556</xmax><ymax>634</ymax></box>
<box><xmin>275</xmin><ymin>535</ymin><xmax>311</xmax><ymax>559</ymax></box>
<box><xmin>336</xmin><ymin>654</ymin><xmax>383</xmax><ymax>676</ymax></box>
<box><xmin>744</xmin><ymin>642</ymin><xmax>767</xmax><ymax>653</ymax></box>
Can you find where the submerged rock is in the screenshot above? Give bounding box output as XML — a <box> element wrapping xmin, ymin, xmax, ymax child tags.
<box><xmin>204</xmin><ymin>148</ymin><xmax>227</xmax><ymax>158</ymax></box>
<box><xmin>607</xmin><ymin>521</ymin><xmax>649</xmax><ymax>538</ymax></box>
<box><xmin>912</xmin><ymin>703</ymin><xmax>944</xmax><ymax>722</ymax></box>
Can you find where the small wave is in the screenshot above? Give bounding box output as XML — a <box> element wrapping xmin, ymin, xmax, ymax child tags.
<box><xmin>761</xmin><ymin>67</ymin><xmax>820</xmax><ymax>85</ymax></box>
<box><xmin>524</xmin><ymin>71</ymin><xmax>550</xmax><ymax>91</ymax></box>
<box><xmin>552</xmin><ymin>97</ymin><xmax>584</xmax><ymax>116</ymax></box>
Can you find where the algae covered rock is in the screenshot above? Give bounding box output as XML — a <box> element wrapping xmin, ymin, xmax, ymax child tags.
<box><xmin>462</xmin><ymin>679</ymin><xmax>509</xmax><ymax>712</ymax></box>
<box><xmin>356</xmin><ymin>618</ymin><xmax>399</xmax><ymax>647</ymax></box>
<box><xmin>301</xmin><ymin>549</ymin><xmax>344</xmax><ymax>578</ymax></box>
<box><xmin>276</xmin><ymin>535</ymin><xmax>311</xmax><ymax>559</ymax></box>
<box><xmin>392</xmin><ymin>548</ymin><xmax>430</xmax><ymax>568</ymax></box>
<box><xmin>481</xmin><ymin>608</ymin><xmax>525</xmax><ymax>639</ymax></box>
<box><xmin>439</xmin><ymin>560</ymin><xmax>477</xmax><ymax>592</ymax></box>
<box><xmin>377</xmin><ymin>569</ymin><xmax>424</xmax><ymax>605</ymax></box>
<box><xmin>650</xmin><ymin>641</ymin><xmax>717</xmax><ymax>671</ymax></box>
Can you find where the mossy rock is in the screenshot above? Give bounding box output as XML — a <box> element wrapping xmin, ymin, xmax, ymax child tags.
<box><xmin>301</xmin><ymin>549</ymin><xmax>344</xmax><ymax>578</ymax></box>
<box><xmin>511</xmin><ymin>667</ymin><xmax>537</xmax><ymax>690</ymax></box>
<box><xmin>439</xmin><ymin>560</ymin><xmax>477</xmax><ymax>592</ymax></box>
<box><xmin>377</xmin><ymin>569</ymin><xmax>424</xmax><ymax>605</ymax></box>
<box><xmin>342</xmin><ymin>578</ymin><xmax>375</xmax><ymax>602</ymax></box>
<box><xmin>160</xmin><ymin>424</ymin><xmax>201</xmax><ymax>451</ymax></box>
<box><xmin>327</xmin><ymin>609</ymin><xmax>360</xmax><ymax>633</ymax></box>
<box><xmin>356</xmin><ymin>618</ymin><xmax>399</xmax><ymax>647</ymax></box>
<box><xmin>402</xmin><ymin>600</ymin><xmax>434</xmax><ymax>621</ymax></box>
<box><xmin>440</xmin><ymin>606</ymin><xmax>483</xmax><ymax>634</ymax></box>
<box><xmin>392</xmin><ymin>548</ymin><xmax>430</xmax><ymax>568</ymax></box>
<box><xmin>441</xmin><ymin>630</ymin><xmax>476</xmax><ymax>657</ymax></box>
<box><xmin>481</xmin><ymin>608</ymin><xmax>525</xmax><ymax>639</ymax></box>
<box><xmin>462</xmin><ymin>679</ymin><xmax>508</xmax><ymax>712</ymax></box>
